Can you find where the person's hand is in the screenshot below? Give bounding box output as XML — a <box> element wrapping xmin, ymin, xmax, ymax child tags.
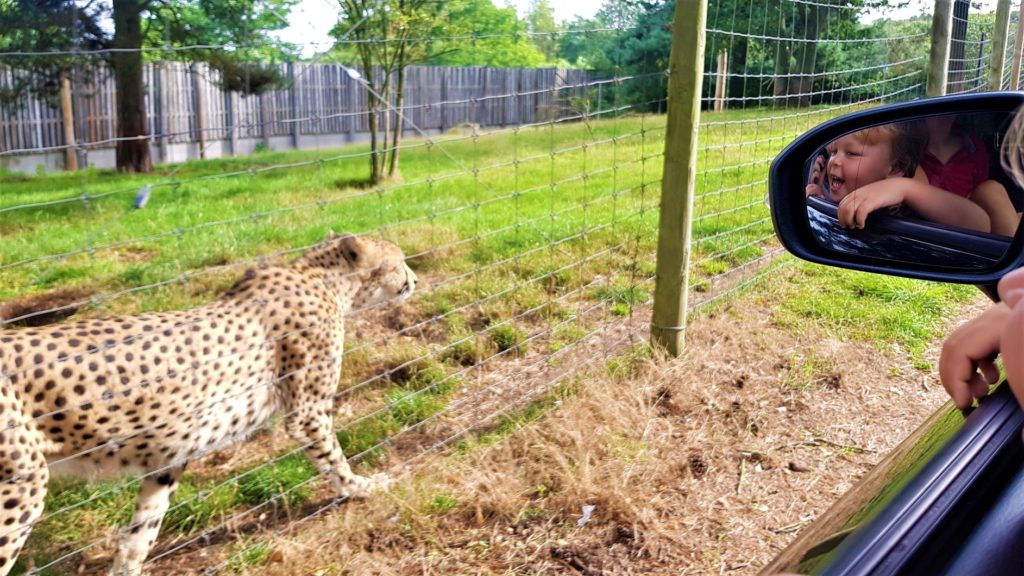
<box><xmin>939</xmin><ymin>303</ymin><xmax>1011</xmax><ymax>410</ymax></box>
<box><xmin>806</xmin><ymin>155</ymin><xmax>826</xmax><ymax>199</ymax></box>
<box><xmin>837</xmin><ymin>179</ymin><xmax>906</xmax><ymax>229</ymax></box>
<box><xmin>939</xmin><ymin>268</ymin><xmax>1024</xmax><ymax>412</ymax></box>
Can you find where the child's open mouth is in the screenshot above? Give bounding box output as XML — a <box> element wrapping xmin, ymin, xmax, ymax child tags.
<box><xmin>830</xmin><ymin>174</ymin><xmax>845</xmax><ymax>195</ymax></box>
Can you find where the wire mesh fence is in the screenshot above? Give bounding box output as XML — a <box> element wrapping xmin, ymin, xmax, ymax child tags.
<box><xmin>0</xmin><ymin>0</ymin><xmax>1019</xmax><ymax>573</ymax></box>
<box><xmin>691</xmin><ymin>0</ymin><xmax>936</xmax><ymax>308</ymax></box>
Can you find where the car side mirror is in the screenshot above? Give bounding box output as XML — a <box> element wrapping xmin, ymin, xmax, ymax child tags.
<box><xmin>769</xmin><ymin>92</ymin><xmax>1024</xmax><ymax>289</ymax></box>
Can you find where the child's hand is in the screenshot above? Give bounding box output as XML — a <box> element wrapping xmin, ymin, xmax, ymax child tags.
<box><xmin>939</xmin><ymin>303</ymin><xmax>1011</xmax><ymax>410</ymax></box>
<box><xmin>806</xmin><ymin>155</ymin><xmax>826</xmax><ymax>199</ymax></box>
<box><xmin>837</xmin><ymin>179</ymin><xmax>906</xmax><ymax>229</ymax></box>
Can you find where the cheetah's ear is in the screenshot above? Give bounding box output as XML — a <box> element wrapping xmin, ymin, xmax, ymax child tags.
<box><xmin>338</xmin><ymin>234</ymin><xmax>382</xmax><ymax>269</ymax></box>
<box><xmin>326</xmin><ymin>230</ymin><xmax>338</xmax><ymax>240</ymax></box>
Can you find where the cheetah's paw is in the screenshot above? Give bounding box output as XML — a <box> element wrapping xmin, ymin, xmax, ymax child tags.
<box><xmin>339</xmin><ymin>472</ymin><xmax>391</xmax><ymax>499</ymax></box>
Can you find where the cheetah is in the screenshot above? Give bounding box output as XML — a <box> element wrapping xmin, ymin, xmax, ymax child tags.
<box><xmin>0</xmin><ymin>232</ymin><xmax>416</xmax><ymax>575</ymax></box>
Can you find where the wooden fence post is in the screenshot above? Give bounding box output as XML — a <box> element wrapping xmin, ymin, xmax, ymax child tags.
<box><xmin>976</xmin><ymin>32</ymin><xmax>988</xmax><ymax>91</ymax></box>
<box><xmin>989</xmin><ymin>0</ymin><xmax>1012</xmax><ymax>91</ymax></box>
<box><xmin>714</xmin><ymin>50</ymin><xmax>728</xmax><ymax>112</ymax></box>
<box><xmin>154</xmin><ymin>63</ymin><xmax>168</xmax><ymax>163</ymax></box>
<box><xmin>59</xmin><ymin>70</ymin><xmax>78</xmax><ymax>171</ymax></box>
<box><xmin>289</xmin><ymin>62</ymin><xmax>300</xmax><ymax>149</ymax></box>
<box><xmin>1012</xmin><ymin>6</ymin><xmax>1024</xmax><ymax>90</ymax></box>
<box><xmin>260</xmin><ymin>92</ymin><xmax>270</xmax><ymax>150</ymax></box>
<box><xmin>192</xmin><ymin>64</ymin><xmax>208</xmax><ymax>160</ymax></box>
<box><xmin>650</xmin><ymin>0</ymin><xmax>707</xmax><ymax>356</ymax></box>
<box><xmin>928</xmin><ymin>0</ymin><xmax>954</xmax><ymax>96</ymax></box>
<box><xmin>227</xmin><ymin>92</ymin><xmax>239</xmax><ymax>157</ymax></box>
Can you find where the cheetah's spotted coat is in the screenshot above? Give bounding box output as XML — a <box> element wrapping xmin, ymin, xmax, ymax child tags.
<box><xmin>0</xmin><ymin>233</ymin><xmax>416</xmax><ymax>575</ymax></box>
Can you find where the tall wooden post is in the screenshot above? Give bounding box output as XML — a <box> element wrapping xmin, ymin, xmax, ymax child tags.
<box><xmin>260</xmin><ymin>92</ymin><xmax>271</xmax><ymax>150</ymax></box>
<box><xmin>289</xmin><ymin>62</ymin><xmax>300</xmax><ymax>149</ymax></box>
<box><xmin>651</xmin><ymin>0</ymin><xmax>707</xmax><ymax>356</ymax></box>
<box><xmin>192</xmin><ymin>64</ymin><xmax>208</xmax><ymax>160</ymax></box>
<box><xmin>59</xmin><ymin>70</ymin><xmax>78</xmax><ymax>171</ymax></box>
<box><xmin>989</xmin><ymin>0</ymin><xmax>1012</xmax><ymax>91</ymax></box>
<box><xmin>714</xmin><ymin>50</ymin><xmax>728</xmax><ymax>112</ymax></box>
<box><xmin>155</xmin><ymin>63</ymin><xmax>168</xmax><ymax>163</ymax></box>
<box><xmin>928</xmin><ymin>0</ymin><xmax>954</xmax><ymax>96</ymax></box>
<box><xmin>226</xmin><ymin>92</ymin><xmax>238</xmax><ymax>157</ymax></box>
<box><xmin>1011</xmin><ymin>7</ymin><xmax>1024</xmax><ymax>90</ymax></box>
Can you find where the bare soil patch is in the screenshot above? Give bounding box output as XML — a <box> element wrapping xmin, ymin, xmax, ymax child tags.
<box><xmin>0</xmin><ymin>286</ymin><xmax>95</xmax><ymax>326</ymax></box>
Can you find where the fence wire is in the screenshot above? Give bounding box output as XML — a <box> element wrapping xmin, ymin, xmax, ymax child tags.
<box><xmin>0</xmin><ymin>9</ymin><xmax>662</xmax><ymax>575</ymax></box>
<box><xmin>0</xmin><ymin>1</ymin><xmax>1017</xmax><ymax>574</ymax></box>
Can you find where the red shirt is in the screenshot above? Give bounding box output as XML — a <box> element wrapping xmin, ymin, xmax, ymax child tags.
<box><xmin>919</xmin><ymin>132</ymin><xmax>989</xmax><ymax>198</ymax></box>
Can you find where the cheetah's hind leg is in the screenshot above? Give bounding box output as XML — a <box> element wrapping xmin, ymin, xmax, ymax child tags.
<box><xmin>0</xmin><ymin>431</ymin><xmax>49</xmax><ymax>576</ymax></box>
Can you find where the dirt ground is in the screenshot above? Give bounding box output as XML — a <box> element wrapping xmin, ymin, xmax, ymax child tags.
<box><xmin>129</xmin><ymin>268</ymin><xmax>991</xmax><ymax>576</ymax></box>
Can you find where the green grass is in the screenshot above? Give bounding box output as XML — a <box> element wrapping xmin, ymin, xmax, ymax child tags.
<box><xmin>225</xmin><ymin>540</ymin><xmax>272</xmax><ymax>573</ymax></box>
<box><xmin>235</xmin><ymin>453</ymin><xmax>317</xmax><ymax>509</ymax></box>
<box><xmin>2</xmin><ymin>101</ymin><xmax>960</xmax><ymax>570</ymax></box>
<box><xmin>773</xmin><ymin>263</ymin><xmax>978</xmax><ymax>370</ymax></box>
<box><xmin>0</xmin><ymin>106</ymin><xmax>845</xmax><ymax>311</ymax></box>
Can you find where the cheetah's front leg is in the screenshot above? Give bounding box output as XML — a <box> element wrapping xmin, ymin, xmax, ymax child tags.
<box><xmin>110</xmin><ymin>466</ymin><xmax>184</xmax><ymax>576</ymax></box>
<box><xmin>284</xmin><ymin>410</ymin><xmax>387</xmax><ymax>499</ymax></box>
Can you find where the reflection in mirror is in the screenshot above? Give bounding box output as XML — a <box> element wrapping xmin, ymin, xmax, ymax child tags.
<box><xmin>803</xmin><ymin>112</ymin><xmax>1023</xmax><ymax>269</ymax></box>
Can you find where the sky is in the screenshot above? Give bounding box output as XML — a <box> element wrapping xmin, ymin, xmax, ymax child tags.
<box><xmin>275</xmin><ymin>0</ymin><xmax>1004</xmax><ymax>57</ymax></box>
<box><xmin>863</xmin><ymin>0</ymin><xmax>999</xmax><ymax>23</ymax></box>
<box><xmin>274</xmin><ymin>0</ymin><xmax>605</xmax><ymax>57</ymax></box>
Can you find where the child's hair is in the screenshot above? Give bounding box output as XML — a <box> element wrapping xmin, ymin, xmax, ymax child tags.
<box><xmin>848</xmin><ymin>122</ymin><xmax>924</xmax><ymax>177</ymax></box>
<box><xmin>1002</xmin><ymin>104</ymin><xmax>1024</xmax><ymax>186</ymax></box>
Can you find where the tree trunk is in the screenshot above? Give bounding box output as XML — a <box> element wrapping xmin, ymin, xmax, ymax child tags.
<box><xmin>773</xmin><ymin>42</ymin><xmax>791</xmax><ymax>102</ymax></box>
<box><xmin>730</xmin><ymin>37</ymin><xmax>748</xmax><ymax>100</ymax></box>
<box><xmin>381</xmin><ymin>68</ymin><xmax>392</xmax><ymax>176</ymax></box>
<box><xmin>368</xmin><ymin>104</ymin><xmax>383</xmax><ymax>184</ymax></box>
<box><xmin>111</xmin><ymin>0</ymin><xmax>152</xmax><ymax>173</ymax></box>
<box><xmin>786</xmin><ymin>5</ymin><xmax>830</xmax><ymax>107</ymax></box>
<box><xmin>357</xmin><ymin>47</ymin><xmax>383</xmax><ymax>184</ymax></box>
<box><xmin>388</xmin><ymin>54</ymin><xmax>407</xmax><ymax>178</ymax></box>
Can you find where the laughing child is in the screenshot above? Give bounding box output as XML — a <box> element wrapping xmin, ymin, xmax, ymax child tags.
<box><xmin>805</xmin><ymin>123</ymin><xmax>991</xmax><ymax>233</ymax></box>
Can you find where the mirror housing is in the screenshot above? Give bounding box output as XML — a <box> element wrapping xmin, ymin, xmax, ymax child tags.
<box><xmin>770</xmin><ymin>92</ymin><xmax>1024</xmax><ymax>288</ymax></box>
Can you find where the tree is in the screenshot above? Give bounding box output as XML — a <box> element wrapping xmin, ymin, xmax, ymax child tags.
<box><xmin>145</xmin><ymin>0</ymin><xmax>298</xmax><ymax>94</ymax></box>
<box><xmin>1</xmin><ymin>0</ymin><xmax>297</xmax><ymax>172</ymax></box>
<box><xmin>330</xmin><ymin>0</ymin><xmax>545</xmax><ymax>184</ymax></box>
<box><xmin>111</xmin><ymin>0</ymin><xmax>151</xmax><ymax>172</ymax></box>
<box><xmin>605</xmin><ymin>0</ymin><xmax>674</xmax><ymax>112</ymax></box>
<box><xmin>526</xmin><ymin>0</ymin><xmax>559</xmax><ymax>63</ymax></box>
<box><xmin>424</xmin><ymin>0</ymin><xmax>546</xmax><ymax>68</ymax></box>
<box><xmin>333</xmin><ymin>0</ymin><xmax>448</xmax><ymax>183</ymax></box>
<box><xmin>0</xmin><ymin>0</ymin><xmax>108</xmax><ymax>106</ymax></box>
<box><xmin>772</xmin><ymin>2</ymin><xmax>833</xmax><ymax>107</ymax></box>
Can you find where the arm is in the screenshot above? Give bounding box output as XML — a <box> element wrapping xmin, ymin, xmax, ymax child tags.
<box><xmin>1000</xmin><ymin>269</ymin><xmax>1024</xmax><ymax>411</ymax></box>
<box><xmin>837</xmin><ymin>177</ymin><xmax>991</xmax><ymax>232</ymax></box>
<box><xmin>940</xmin><ymin>268</ymin><xmax>1024</xmax><ymax>412</ymax></box>
<box><xmin>939</xmin><ymin>303</ymin><xmax>1009</xmax><ymax>409</ymax></box>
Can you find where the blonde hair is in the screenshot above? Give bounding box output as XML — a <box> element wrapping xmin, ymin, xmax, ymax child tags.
<box><xmin>847</xmin><ymin>122</ymin><xmax>923</xmax><ymax>177</ymax></box>
<box><xmin>1002</xmin><ymin>104</ymin><xmax>1024</xmax><ymax>187</ymax></box>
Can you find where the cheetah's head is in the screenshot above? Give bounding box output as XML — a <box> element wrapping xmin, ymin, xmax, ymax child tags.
<box><xmin>322</xmin><ymin>232</ymin><xmax>417</xmax><ymax>310</ymax></box>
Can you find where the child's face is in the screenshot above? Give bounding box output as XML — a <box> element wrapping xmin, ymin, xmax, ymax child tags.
<box><xmin>825</xmin><ymin>133</ymin><xmax>897</xmax><ymax>202</ymax></box>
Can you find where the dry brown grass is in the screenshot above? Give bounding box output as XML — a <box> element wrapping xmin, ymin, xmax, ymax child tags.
<box><xmin>172</xmin><ymin>272</ymin><xmax>986</xmax><ymax>576</ymax></box>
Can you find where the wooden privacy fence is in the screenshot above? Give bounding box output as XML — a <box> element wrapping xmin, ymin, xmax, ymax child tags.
<box><xmin>0</xmin><ymin>62</ymin><xmax>592</xmax><ymax>165</ymax></box>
